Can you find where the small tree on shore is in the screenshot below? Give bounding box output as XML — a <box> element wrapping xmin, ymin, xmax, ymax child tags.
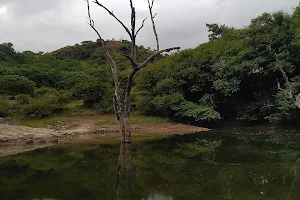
<box><xmin>85</xmin><ymin>0</ymin><xmax>180</xmax><ymax>143</ymax></box>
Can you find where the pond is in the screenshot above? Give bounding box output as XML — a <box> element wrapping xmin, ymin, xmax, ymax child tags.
<box><xmin>1</xmin><ymin>127</ymin><xmax>300</xmax><ymax>200</ymax></box>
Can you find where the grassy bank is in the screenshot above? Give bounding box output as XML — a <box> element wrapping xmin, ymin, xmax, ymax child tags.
<box><xmin>14</xmin><ymin>101</ymin><xmax>169</xmax><ymax>129</ymax></box>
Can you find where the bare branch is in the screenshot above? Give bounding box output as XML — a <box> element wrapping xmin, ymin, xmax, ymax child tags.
<box><xmin>296</xmin><ymin>94</ymin><xmax>300</xmax><ymax>108</ymax></box>
<box><xmin>266</xmin><ymin>36</ymin><xmax>294</xmax><ymax>100</ymax></box>
<box><xmin>129</xmin><ymin>0</ymin><xmax>136</xmax><ymax>58</ymax></box>
<box><xmin>278</xmin><ymin>66</ymin><xmax>293</xmax><ymax>98</ymax></box>
<box><xmin>139</xmin><ymin>47</ymin><xmax>180</xmax><ymax>69</ymax></box>
<box><xmin>86</xmin><ymin>0</ymin><xmax>122</xmax><ymax>121</ymax></box>
<box><xmin>86</xmin><ymin>0</ymin><xmax>181</xmax><ymax>143</ymax></box>
<box><xmin>93</xmin><ymin>0</ymin><xmax>132</xmax><ymax>38</ymax></box>
<box><xmin>86</xmin><ymin>0</ymin><xmax>103</xmax><ymax>44</ymax></box>
<box><xmin>274</xmin><ymin>51</ymin><xmax>294</xmax><ymax>99</ymax></box>
<box><xmin>130</xmin><ymin>0</ymin><xmax>134</xmax><ymax>9</ymax></box>
<box><xmin>135</xmin><ymin>17</ymin><xmax>148</xmax><ymax>37</ymax></box>
<box><xmin>106</xmin><ymin>51</ymin><xmax>122</xmax><ymax>121</ymax></box>
<box><xmin>129</xmin><ymin>0</ymin><xmax>135</xmax><ymax>37</ymax></box>
<box><xmin>277</xmin><ymin>82</ymin><xmax>292</xmax><ymax>99</ymax></box>
<box><xmin>124</xmin><ymin>54</ymin><xmax>138</xmax><ymax>69</ymax></box>
<box><xmin>147</xmin><ymin>0</ymin><xmax>160</xmax><ymax>51</ymax></box>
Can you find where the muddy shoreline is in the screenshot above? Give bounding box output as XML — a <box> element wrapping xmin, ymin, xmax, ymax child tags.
<box><xmin>0</xmin><ymin>123</ymin><xmax>209</xmax><ymax>157</ymax></box>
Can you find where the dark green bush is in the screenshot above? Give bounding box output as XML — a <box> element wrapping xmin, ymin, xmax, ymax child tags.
<box><xmin>22</xmin><ymin>89</ymin><xmax>72</xmax><ymax>118</ymax></box>
<box><xmin>0</xmin><ymin>100</ymin><xmax>11</xmax><ymax>117</ymax></box>
<box><xmin>0</xmin><ymin>75</ymin><xmax>35</xmax><ymax>96</ymax></box>
<box><xmin>15</xmin><ymin>94</ymin><xmax>31</xmax><ymax>105</ymax></box>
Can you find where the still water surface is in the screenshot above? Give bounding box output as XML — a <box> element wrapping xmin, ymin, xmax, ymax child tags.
<box><xmin>1</xmin><ymin>127</ymin><xmax>300</xmax><ymax>200</ymax></box>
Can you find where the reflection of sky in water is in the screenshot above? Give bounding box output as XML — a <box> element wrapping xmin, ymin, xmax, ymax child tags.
<box><xmin>143</xmin><ymin>194</ymin><xmax>173</xmax><ymax>200</ymax></box>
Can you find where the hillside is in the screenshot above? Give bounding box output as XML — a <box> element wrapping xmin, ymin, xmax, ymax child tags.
<box><xmin>0</xmin><ymin>40</ymin><xmax>156</xmax><ymax>120</ymax></box>
<box><xmin>52</xmin><ymin>40</ymin><xmax>156</xmax><ymax>72</ymax></box>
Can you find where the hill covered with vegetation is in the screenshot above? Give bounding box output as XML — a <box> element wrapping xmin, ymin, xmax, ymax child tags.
<box><xmin>1</xmin><ymin>5</ymin><xmax>300</xmax><ymax>126</ymax></box>
<box><xmin>0</xmin><ymin>40</ymin><xmax>154</xmax><ymax>119</ymax></box>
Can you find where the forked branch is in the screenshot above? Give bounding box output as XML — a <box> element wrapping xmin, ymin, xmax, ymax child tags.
<box><xmin>266</xmin><ymin>39</ymin><xmax>294</xmax><ymax>99</ymax></box>
<box><xmin>135</xmin><ymin>17</ymin><xmax>148</xmax><ymax>37</ymax></box>
<box><xmin>86</xmin><ymin>0</ymin><xmax>122</xmax><ymax>120</ymax></box>
<box><xmin>266</xmin><ymin>35</ymin><xmax>300</xmax><ymax>108</ymax></box>
<box><xmin>129</xmin><ymin>0</ymin><xmax>137</xmax><ymax>58</ymax></box>
<box><xmin>94</xmin><ymin>0</ymin><xmax>132</xmax><ymax>38</ymax></box>
<box><xmin>139</xmin><ymin>47</ymin><xmax>180</xmax><ymax>69</ymax></box>
<box><xmin>86</xmin><ymin>0</ymin><xmax>103</xmax><ymax>44</ymax></box>
<box><xmin>124</xmin><ymin>54</ymin><xmax>138</xmax><ymax>69</ymax></box>
<box><xmin>86</xmin><ymin>0</ymin><xmax>180</xmax><ymax>143</ymax></box>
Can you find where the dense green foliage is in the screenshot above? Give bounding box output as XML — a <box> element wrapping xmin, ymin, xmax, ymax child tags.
<box><xmin>0</xmin><ymin>75</ymin><xmax>35</xmax><ymax>96</ymax></box>
<box><xmin>138</xmin><ymin>6</ymin><xmax>300</xmax><ymax>124</ymax></box>
<box><xmin>1</xmin><ymin>5</ymin><xmax>300</xmax><ymax>125</ymax></box>
<box><xmin>0</xmin><ymin>40</ymin><xmax>153</xmax><ymax>119</ymax></box>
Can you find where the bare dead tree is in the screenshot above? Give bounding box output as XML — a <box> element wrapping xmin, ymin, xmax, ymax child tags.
<box><xmin>86</xmin><ymin>0</ymin><xmax>180</xmax><ymax>143</ymax></box>
<box><xmin>265</xmin><ymin>35</ymin><xmax>300</xmax><ymax>109</ymax></box>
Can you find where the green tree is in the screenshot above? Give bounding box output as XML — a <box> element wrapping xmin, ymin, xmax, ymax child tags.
<box><xmin>0</xmin><ymin>43</ymin><xmax>16</xmax><ymax>61</ymax></box>
<box><xmin>0</xmin><ymin>75</ymin><xmax>35</xmax><ymax>96</ymax></box>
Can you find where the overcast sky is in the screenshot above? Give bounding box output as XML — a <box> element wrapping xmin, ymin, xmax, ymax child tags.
<box><xmin>0</xmin><ymin>0</ymin><xmax>298</xmax><ymax>52</ymax></box>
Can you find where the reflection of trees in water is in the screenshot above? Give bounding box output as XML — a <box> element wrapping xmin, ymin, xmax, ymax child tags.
<box><xmin>115</xmin><ymin>143</ymin><xmax>132</xmax><ymax>200</ymax></box>
<box><xmin>227</xmin><ymin>134</ymin><xmax>300</xmax><ymax>199</ymax></box>
<box><xmin>113</xmin><ymin>139</ymin><xmax>223</xmax><ymax>200</ymax></box>
<box><xmin>277</xmin><ymin>140</ymin><xmax>300</xmax><ymax>200</ymax></box>
<box><xmin>2</xmin><ymin>134</ymin><xmax>300</xmax><ymax>199</ymax></box>
<box><xmin>176</xmin><ymin>139</ymin><xmax>222</xmax><ymax>163</ymax></box>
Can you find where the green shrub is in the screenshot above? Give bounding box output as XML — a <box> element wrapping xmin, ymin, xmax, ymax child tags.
<box><xmin>34</xmin><ymin>87</ymin><xmax>58</xmax><ymax>97</ymax></box>
<box><xmin>72</xmin><ymin>78</ymin><xmax>110</xmax><ymax>108</ymax></box>
<box><xmin>0</xmin><ymin>75</ymin><xmax>35</xmax><ymax>96</ymax></box>
<box><xmin>23</xmin><ymin>88</ymin><xmax>72</xmax><ymax>118</ymax></box>
<box><xmin>23</xmin><ymin>94</ymin><xmax>62</xmax><ymax>117</ymax></box>
<box><xmin>93</xmin><ymin>96</ymin><xmax>113</xmax><ymax>114</ymax></box>
<box><xmin>15</xmin><ymin>94</ymin><xmax>31</xmax><ymax>105</ymax></box>
<box><xmin>57</xmin><ymin>90</ymin><xmax>72</xmax><ymax>104</ymax></box>
<box><xmin>0</xmin><ymin>100</ymin><xmax>11</xmax><ymax>117</ymax></box>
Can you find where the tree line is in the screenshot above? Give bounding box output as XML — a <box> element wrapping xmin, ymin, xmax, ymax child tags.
<box><xmin>1</xmin><ymin>4</ymin><xmax>300</xmax><ymax>125</ymax></box>
<box><xmin>0</xmin><ymin>40</ymin><xmax>153</xmax><ymax>118</ymax></box>
<box><xmin>137</xmin><ymin>5</ymin><xmax>300</xmax><ymax>124</ymax></box>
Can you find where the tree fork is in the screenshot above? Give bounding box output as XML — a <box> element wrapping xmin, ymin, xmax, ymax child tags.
<box><xmin>86</xmin><ymin>0</ymin><xmax>180</xmax><ymax>143</ymax></box>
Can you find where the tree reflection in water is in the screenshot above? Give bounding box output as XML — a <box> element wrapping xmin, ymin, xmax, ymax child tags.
<box><xmin>114</xmin><ymin>143</ymin><xmax>175</xmax><ymax>200</ymax></box>
<box><xmin>1</xmin><ymin>131</ymin><xmax>300</xmax><ymax>199</ymax></box>
<box><xmin>115</xmin><ymin>143</ymin><xmax>132</xmax><ymax>199</ymax></box>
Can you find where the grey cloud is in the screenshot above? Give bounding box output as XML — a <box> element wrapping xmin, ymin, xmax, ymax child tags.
<box><xmin>0</xmin><ymin>0</ymin><xmax>299</xmax><ymax>52</ymax></box>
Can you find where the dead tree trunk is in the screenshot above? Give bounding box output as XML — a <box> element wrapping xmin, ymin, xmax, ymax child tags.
<box><xmin>86</xmin><ymin>0</ymin><xmax>180</xmax><ymax>143</ymax></box>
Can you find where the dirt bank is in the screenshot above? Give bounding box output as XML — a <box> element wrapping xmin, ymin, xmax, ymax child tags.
<box><xmin>0</xmin><ymin>122</ymin><xmax>209</xmax><ymax>157</ymax></box>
